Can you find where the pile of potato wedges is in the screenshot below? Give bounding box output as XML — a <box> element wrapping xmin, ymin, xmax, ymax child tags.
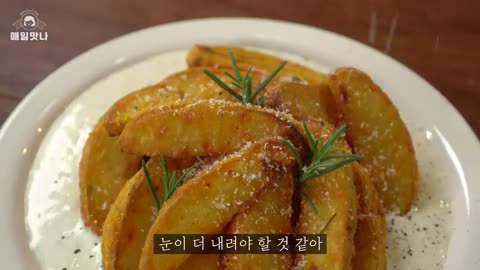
<box><xmin>79</xmin><ymin>45</ymin><xmax>418</xmax><ymax>270</ymax></box>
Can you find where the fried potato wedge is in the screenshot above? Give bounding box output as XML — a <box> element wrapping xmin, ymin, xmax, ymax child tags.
<box><xmin>119</xmin><ymin>100</ymin><xmax>307</xmax><ymax>158</ymax></box>
<box><xmin>103</xmin><ymin>82</ymin><xmax>182</xmax><ymax>136</ymax></box>
<box><xmin>102</xmin><ymin>157</ymin><xmax>198</xmax><ymax>270</ymax></box>
<box><xmin>328</xmin><ymin>67</ymin><xmax>418</xmax><ymax>214</ymax></box>
<box><xmin>178</xmin><ymin>255</ymin><xmax>222</xmax><ymax>270</ymax></box>
<box><xmin>265</xmin><ymin>81</ymin><xmax>337</xmax><ymax>123</ymax></box>
<box><xmin>294</xmin><ymin>120</ymin><xmax>358</xmax><ymax>270</ymax></box>
<box><xmin>187</xmin><ymin>45</ymin><xmax>328</xmax><ymax>84</ymax></box>
<box><xmin>139</xmin><ymin>137</ymin><xmax>296</xmax><ymax>270</ymax></box>
<box><xmin>352</xmin><ymin>163</ymin><xmax>387</xmax><ymax>270</ymax></box>
<box><xmin>224</xmin><ymin>168</ymin><xmax>294</xmax><ymax>270</ymax></box>
<box><xmin>103</xmin><ymin>68</ymin><xmax>273</xmax><ymax>136</ymax></box>
<box><xmin>79</xmin><ymin>117</ymin><xmax>142</xmax><ymax>234</ymax></box>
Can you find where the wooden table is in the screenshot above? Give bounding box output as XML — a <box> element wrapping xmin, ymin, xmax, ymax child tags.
<box><xmin>1</xmin><ymin>0</ymin><xmax>479</xmax><ymax>136</ymax></box>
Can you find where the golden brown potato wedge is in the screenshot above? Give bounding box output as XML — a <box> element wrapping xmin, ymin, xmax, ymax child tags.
<box><xmin>119</xmin><ymin>100</ymin><xmax>307</xmax><ymax>158</ymax></box>
<box><xmin>265</xmin><ymin>81</ymin><xmax>337</xmax><ymax>123</ymax></box>
<box><xmin>103</xmin><ymin>68</ymin><xmax>274</xmax><ymax>136</ymax></box>
<box><xmin>103</xmin><ymin>82</ymin><xmax>182</xmax><ymax>136</ymax></box>
<box><xmin>352</xmin><ymin>163</ymin><xmax>387</xmax><ymax>270</ymax></box>
<box><xmin>139</xmin><ymin>137</ymin><xmax>296</xmax><ymax>270</ymax></box>
<box><xmin>79</xmin><ymin>116</ymin><xmax>142</xmax><ymax>234</ymax></box>
<box><xmin>223</xmin><ymin>168</ymin><xmax>294</xmax><ymax>270</ymax></box>
<box><xmin>178</xmin><ymin>255</ymin><xmax>222</xmax><ymax>270</ymax></box>
<box><xmin>328</xmin><ymin>67</ymin><xmax>418</xmax><ymax>214</ymax></box>
<box><xmin>102</xmin><ymin>157</ymin><xmax>198</xmax><ymax>270</ymax></box>
<box><xmin>187</xmin><ymin>45</ymin><xmax>328</xmax><ymax>84</ymax></box>
<box><xmin>294</xmin><ymin>120</ymin><xmax>358</xmax><ymax>270</ymax></box>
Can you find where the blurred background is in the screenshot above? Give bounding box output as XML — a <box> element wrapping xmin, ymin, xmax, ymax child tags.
<box><xmin>0</xmin><ymin>0</ymin><xmax>478</xmax><ymax>135</ymax></box>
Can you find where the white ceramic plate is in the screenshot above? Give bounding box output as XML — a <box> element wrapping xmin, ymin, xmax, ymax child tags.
<box><xmin>0</xmin><ymin>18</ymin><xmax>479</xmax><ymax>270</ymax></box>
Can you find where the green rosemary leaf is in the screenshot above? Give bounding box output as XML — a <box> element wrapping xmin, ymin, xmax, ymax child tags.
<box><xmin>302</xmin><ymin>184</ymin><xmax>313</xmax><ymax>189</ymax></box>
<box><xmin>203</xmin><ymin>70</ymin><xmax>242</xmax><ymax>101</ymax></box>
<box><xmin>303</xmin><ymin>122</ymin><xmax>316</xmax><ymax>149</ymax></box>
<box><xmin>328</xmin><ymin>146</ymin><xmax>342</xmax><ymax>153</ymax></box>
<box><xmin>282</xmin><ymin>139</ymin><xmax>304</xmax><ymax>170</ymax></box>
<box><xmin>244</xmin><ymin>66</ymin><xmax>253</xmax><ymax>81</ymax></box>
<box><xmin>322</xmin><ymin>153</ymin><xmax>364</xmax><ymax>161</ymax></box>
<box><xmin>315</xmin><ymin>158</ymin><xmax>360</xmax><ymax>176</ymax></box>
<box><xmin>320</xmin><ymin>213</ymin><xmax>337</xmax><ymax>234</ymax></box>
<box><xmin>300</xmin><ymin>189</ymin><xmax>319</xmax><ymax>215</ymax></box>
<box><xmin>160</xmin><ymin>157</ymin><xmax>170</xmax><ymax>207</ymax></box>
<box><xmin>245</xmin><ymin>76</ymin><xmax>252</xmax><ymax>102</ymax></box>
<box><xmin>224</xmin><ymin>71</ymin><xmax>239</xmax><ymax>83</ymax></box>
<box><xmin>231</xmin><ymin>81</ymin><xmax>243</xmax><ymax>89</ymax></box>
<box><xmin>251</xmin><ymin>61</ymin><xmax>286</xmax><ymax>100</ymax></box>
<box><xmin>299</xmin><ymin>169</ymin><xmax>323</xmax><ymax>182</ymax></box>
<box><xmin>142</xmin><ymin>160</ymin><xmax>161</xmax><ymax>210</ymax></box>
<box><xmin>317</xmin><ymin>124</ymin><xmax>347</xmax><ymax>160</ymax></box>
<box><xmin>228</xmin><ymin>49</ymin><xmax>242</xmax><ymax>81</ymax></box>
<box><xmin>170</xmin><ymin>170</ymin><xmax>177</xmax><ymax>190</ymax></box>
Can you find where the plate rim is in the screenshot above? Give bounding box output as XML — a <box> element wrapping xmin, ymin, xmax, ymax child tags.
<box><xmin>0</xmin><ymin>17</ymin><xmax>479</xmax><ymax>269</ymax></box>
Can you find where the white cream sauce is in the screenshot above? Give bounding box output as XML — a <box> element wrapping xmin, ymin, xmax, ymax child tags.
<box><xmin>25</xmin><ymin>49</ymin><xmax>451</xmax><ymax>270</ymax></box>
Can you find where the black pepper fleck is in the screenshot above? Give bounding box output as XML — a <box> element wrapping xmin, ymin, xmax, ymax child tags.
<box><xmin>74</xmin><ymin>249</ymin><xmax>81</xmax><ymax>254</ymax></box>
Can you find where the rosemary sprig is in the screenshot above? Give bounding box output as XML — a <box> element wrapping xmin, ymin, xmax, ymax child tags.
<box><xmin>203</xmin><ymin>49</ymin><xmax>286</xmax><ymax>105</ymax></box>
<box><xmin>142</xmin><ymin>160</ymin><xmax>161</xmax><ymax>210</ymax></box>
<box><xmin>283</xmin><ymin>123</ymin><xmax>363</xmax><ymax>214</ymax></box>
<box><xmin>142</xmin><ymin>157</ymin><xmax>195</xmax><ymax>211</ymax></box>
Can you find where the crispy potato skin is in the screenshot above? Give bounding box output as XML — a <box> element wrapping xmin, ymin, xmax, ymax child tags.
<box><xmin>139</xmin><ymin>138</ymin><xmax>296</xmax><ymax>270</ymax></box>
<box><xmin>294</xmin><ymin>120</ymin><xmax>358</xmax><ymax>270</ymax></box>
<box><xmin>186</xmin><ymin>45</ymin><xmax>328</xmax><ymax>84</ymax></box>
<box><xmin>265</xmin><ymin>82</ymin><xmax>338</xmax><ymax>123</ymax></box>
<box><xmin>79</xmin><ymin>117</ymin><xmax>142</xmax><ymax>234</ymax></box>
<box><xmin>352</xmin><ymin>163</ymin><xmax>387</xmax><ymax>270</ymax></box>
<box><xmin>103</xmin><ymin>68</ymin><xmax>273</xmax><ymax>136</ymax></box>
<box><xmin>119</xmin><ymin>100</ymin><xmax>307</xmax><ymax>158</ymax></box>
<box><xmin>328</xmin><ymin>68</ymin><xmax>418</xmax><ymax>214</ymax></box>
<box><xmin>224</xmin><ymin>170</ymin><xmax>294</xmax><ymax>270</ymax></box>
<box><xmin>102</xmin><ymin>158</ymin><xmax>198</xmax><ymax>270</ymax></box>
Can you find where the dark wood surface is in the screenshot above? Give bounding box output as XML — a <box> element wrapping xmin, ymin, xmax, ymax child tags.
<box><xmin>0</xmin><ymin>0</ymin><xmax>479</xmax><ymax>137</ymax></box>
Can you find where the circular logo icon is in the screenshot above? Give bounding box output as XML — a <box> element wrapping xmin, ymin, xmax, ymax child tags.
<box><xmin>13</xmin><ymin>10</ymin><xmax>46</xmax><ymax>32</ymax></box>
<box><xmin>21</xmin><ymin>12</ymin><xmax>38</xmax><ymax>31</ymax></box>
